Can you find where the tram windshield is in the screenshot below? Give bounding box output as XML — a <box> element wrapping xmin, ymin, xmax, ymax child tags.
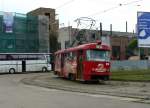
<box><xmin>86</xmin><ymin>50</ymin><xmax>110</xmax><ymax>61</ymax></box>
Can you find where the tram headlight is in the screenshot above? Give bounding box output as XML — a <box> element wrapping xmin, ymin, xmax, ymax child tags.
<box><xmin>105</xmin><ymin>62</ymin><xmax>110</xmax><ymax>66</ymax></box>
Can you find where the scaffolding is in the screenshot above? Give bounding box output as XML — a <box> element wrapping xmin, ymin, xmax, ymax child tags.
<box><xmin>0</xmin><ymin>12</ymin><xmax>49</xmax><ymax>53</ymax></box>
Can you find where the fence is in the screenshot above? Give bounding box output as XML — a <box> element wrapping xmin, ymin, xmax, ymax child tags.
<box><xmin>111</xmin><ymin>60</ymin><xmax>150</xmax><ymax>70</ymax></box>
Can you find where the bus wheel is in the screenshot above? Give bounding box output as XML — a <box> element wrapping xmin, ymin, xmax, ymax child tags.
<box><xmin>42</xmin><ymin>67</ymin><xmax>47</xmax><ymax>72</ymax></box>
<box><xmin>9</xmin><ymin>68</ymin><xmax>15</xmax><ymax>74</ymax></box>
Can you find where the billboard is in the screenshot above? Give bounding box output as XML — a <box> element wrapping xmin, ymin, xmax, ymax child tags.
<box><xmin>3</xmin><ymin>12</ymin><xmax>14</xmax><ymax>33</ymax></box>
<box><xmin>137</xmin><ymin>12</ymin><xmax>150</xmax><ymax>47</ymax></box>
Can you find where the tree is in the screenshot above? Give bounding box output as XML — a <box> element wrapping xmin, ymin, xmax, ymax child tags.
<box><xmin>128</xmin><ymin>39</ymin><xmax>137</xmax><ymax>50</ymax></box>
<box><xmin>126</xmin><ymin>39</ymin><xmax>138</xmax><ymax>58</ymax></box>
<box><xmin>126</xmin><ymin>39</ymin><xmax>146</xmax><ymax>59</ymax></box>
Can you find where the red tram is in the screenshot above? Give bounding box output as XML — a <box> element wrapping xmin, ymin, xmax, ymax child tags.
<box><xmin>54</xmin><ymin>41</ymin><xmax>111</xmax><ymax>81</ymax></box>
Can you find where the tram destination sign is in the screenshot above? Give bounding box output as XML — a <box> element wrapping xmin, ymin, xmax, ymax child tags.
<box><xmin>137</xmin><ymin>12</ymin><xmax>150</xmax><ymax>47</ymax></box>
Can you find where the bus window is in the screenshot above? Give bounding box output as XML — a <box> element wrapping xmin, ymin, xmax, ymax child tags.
<box><xmin>46</xmin><ymin>55</ymin><xmax>51</xmax><ymax>63</ymax></box>
<box><xmin>6</xmin><ymin>55</ymin><xmax>13</xmax><ymax>60</ymax></box>
<box><xmin>37</xmin><ymin>55</ymin><xmax>45</xmax><ymax>60</ymax></box>
<box><xmin>86</xmin><ymin>50</ymin><xmax>110</xmax><ymax>61</ymax></box>
<box><xmin>19</xmin><ymin>55</ymin><xmax>28</xmax><ymax>60</ymax></box>
<box><xmin>0</xmin><ymin>55</ymin><xmax>6</xmax><ymax>60</ymax></box>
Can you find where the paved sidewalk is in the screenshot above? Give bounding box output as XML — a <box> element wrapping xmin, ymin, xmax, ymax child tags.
<box><xmin>22</xmin><ymin>72</ymin><xmax>150</xmax><ymax>103</ymax></box>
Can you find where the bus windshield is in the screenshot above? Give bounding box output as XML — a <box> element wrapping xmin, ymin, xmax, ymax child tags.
<box><xmin>86</xmin><ymin>50</ymin><xmax>110</xmax><ymax>61</ymax></box>
<box><xmin>46</xmin><ymin>55</ymin><xmax>51</xmax><ymax>63</ymax></box>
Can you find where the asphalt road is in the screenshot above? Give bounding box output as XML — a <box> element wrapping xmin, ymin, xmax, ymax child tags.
<box><xmin>0</xmin><ymin>73</ymin><xmax>149</xmax><ymax>108</ymax></box>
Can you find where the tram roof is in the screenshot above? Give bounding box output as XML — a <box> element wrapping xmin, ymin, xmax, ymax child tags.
<box><xmin>55</xmin><ymin>42</ymin><xmax>111</xmax><ymax>54</ymax></box>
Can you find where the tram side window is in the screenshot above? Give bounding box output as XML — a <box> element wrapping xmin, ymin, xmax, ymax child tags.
<box><xmin>58</xmin><ymin>55</ymin><xmax>61</xmax><ymax>61</ymax></box>
<box><xmin>86</xmin><ymin>51</ymin><xmax>90</xmax><ymax>60</ymax></box>
<box><xmin>69</xmin><ymin>52</ymin><xmax>73</xmax><ymax>60</ymax></box>
<box><xmin>72</xmin><ymin>52</ymin><xmax>77</xmax><ymax>61</ymax></box>
<box><xmin>56</xmin><ymin>54</ymin><xmax>61</xmax><ymax>67</ymax></box>
<box><xmin>65</xmin><ymin>53</ymin><xmax>70</xmax><ymax>61</ymax></box>
<box><xmin>64</xmin><ymin>52</ymin><xmax>77</xmax><ymax>61</ymax></box>
<box><xmin>55</xmin><ymin>55</ymin><xmax>59</xmax><ymax>61</ymax></box>
<box><xmin>68</xmin><ymin>52</ymin><xmax>75</xmax><ymax>61</ymax></box>
<box><xmin>64</xmin><ymin>53</ymin><xmax>67</xmax><ymax>61</ymax></box>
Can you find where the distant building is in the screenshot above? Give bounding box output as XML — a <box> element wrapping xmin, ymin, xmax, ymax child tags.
<box><xmin>28</xmin><ymin>7</ymin><xmax>59</xmax><ymax>53</ymax></box>
<box><xmin>58</xmin><ymin>26</ymin><xmax>140</xmax><ymax>60</ymax></box>
<box><xmin>58</xmin><ymin>26</ymin><xmax>73</xmax><ymax>49</ymax></box>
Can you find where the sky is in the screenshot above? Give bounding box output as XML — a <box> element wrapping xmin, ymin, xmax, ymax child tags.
<box><xmin>0</xmin><ymin>0</ymin><xmax>149</xmax><ymax>32</ymax></box>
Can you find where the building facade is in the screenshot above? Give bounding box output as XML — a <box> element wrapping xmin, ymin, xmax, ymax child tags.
<box><xmin>28</xmin><ymin>7</ymin><xmax>59</xmax><ymax>53</ymax></box>
<box><xmin>0</xmin><ymin>12</ymin><xmax>40</xmax><ymax>53</ymax></box>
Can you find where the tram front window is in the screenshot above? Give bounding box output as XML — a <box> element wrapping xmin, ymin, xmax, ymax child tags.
<box><xmin>86</xmin><ymin>50</ymin><xmax>110</xmax><ymax>61</ymax></box>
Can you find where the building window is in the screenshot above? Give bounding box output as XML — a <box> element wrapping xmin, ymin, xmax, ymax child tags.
<box><xmin>58</xmin><ymin>42</ymin><xmax>61</xmax><ymax>50</ymax></box>
<box><xmin>92</xmin><ymin>33</ymin><xmax>95</xmax><ymax>40</ymax></box>
<box><xmin>65</xmin><ymin>41</ymin><xmax>70</xmax><ymax>49</ymax></box>
<box><xmin>45</xmin><ymin>13</ymin><xmax>50</xmax><ymax>19</ymax></box>
<box><xmin>112</xmin><ymin>46</ymin><xmax>120</xmax><ymax>60</ymax></box>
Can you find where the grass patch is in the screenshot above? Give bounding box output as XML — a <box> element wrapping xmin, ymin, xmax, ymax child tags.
<box><xmin>111</xmin><ymin>69</ymin><xmax>150</xmax><ymax>81</ymax></box>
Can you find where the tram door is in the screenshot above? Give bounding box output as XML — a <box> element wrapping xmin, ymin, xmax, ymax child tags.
<box><xmin>22</xmin><ymin>60</ymin><xmax>26</xmax><ymax>72</ymax></box>
<box><xmin>77</xmin><ymin>50</ymin><xmax>83</xmax><ymax>79</ymax></box>
<box><xmin>60</xmin><ymin>54</ymin><xmax>64</xmax><ymax>76</ymax></box>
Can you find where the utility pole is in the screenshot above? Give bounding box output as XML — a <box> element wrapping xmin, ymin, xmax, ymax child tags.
<box><xmin>110</xmin><ymin>24</ymin><xmax>112</xmax><ymax>36</ymax></box>
<box><xmin>100</xmin><ymin>22</ymin><xmax>102</xmax><ymax>39</ymax></box>
<box><xmin>126</xmin><ymin>21</ymin><xmax>128</xmax><ymax>33</ymax></box>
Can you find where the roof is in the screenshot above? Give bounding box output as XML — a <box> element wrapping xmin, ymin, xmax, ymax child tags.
<box><xmin>55</xmin><ymin>42</ymin><xmax>111</xmax><ymax>54</ymax></box>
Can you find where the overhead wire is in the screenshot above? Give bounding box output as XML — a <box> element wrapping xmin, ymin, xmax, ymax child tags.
<box><xmin>57</xmin><ymin>0</ymin><xmax>144</xmax><ymax>30</ymax></box>
<box><xmin>122</xmin><ymin>0</ymin><xmax>143</xmax><ymax>6</ymax></box>
<box><xmin>56</xmin><ymin>0</ymin><xmax>75</xmax><ymax>9</ymax></box>
<box><xmin>87</xmin><ymin>0</ymin><xmax>144</xmax><ymax>17</ymax></box>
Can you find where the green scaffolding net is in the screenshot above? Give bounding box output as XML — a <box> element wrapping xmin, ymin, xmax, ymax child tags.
<box><xmin>0</xmin><ymin>12</ymin><xmax>41</xmax><ymax>53</ymax></box>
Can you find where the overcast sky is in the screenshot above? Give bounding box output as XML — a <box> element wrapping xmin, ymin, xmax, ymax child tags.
<box><xmin>0</xmin><ymin>0</ymin><xmax>149</xmax><ymax>32</ymax></box>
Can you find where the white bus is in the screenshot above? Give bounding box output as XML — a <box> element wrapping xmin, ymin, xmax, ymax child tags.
<box><xmin>0</xmin><ymin>53</ymin><xmax>52</xmax><ymax>74</ymax></box>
